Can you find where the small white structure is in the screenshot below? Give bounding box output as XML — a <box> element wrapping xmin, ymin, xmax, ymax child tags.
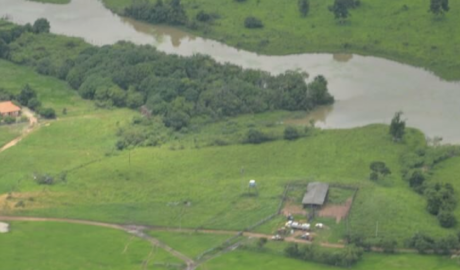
<box><xmin>249</xmin><ymin>180</ymin><xmax>256</xmax><ymax>188</ymax></box>
<box><xmin>315</xmin><ymin>223</ymin><xmax>324</xmax><ymax>229</ymax></box>
<box><xmin>0</xmin><ymin>222</ymin><xmax>9</xmax><ymax>233</ymax></box>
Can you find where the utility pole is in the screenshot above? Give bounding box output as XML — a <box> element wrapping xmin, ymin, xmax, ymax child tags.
<box><xmin>375</xmin><ymin>221</ymin><xmax>379</xmax><ymax>237</ymax></box>
<box><xmin>241</xmin><ymin>167</ymin><xmax>245</xmax><ymax>193</ymax></box>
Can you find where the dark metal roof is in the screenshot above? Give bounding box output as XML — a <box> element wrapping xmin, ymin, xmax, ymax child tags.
<box><xmin>302</xmin><ymin>182</ymin><xmax>329</xmax><ymax>205</ymax></box>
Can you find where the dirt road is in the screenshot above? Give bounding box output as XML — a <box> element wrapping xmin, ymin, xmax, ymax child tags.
<box><xmin>0</xmin><ymin>108</ymin><xmax>39</xmax><ymax>153</ymax></box>
<box><xmin>0</xmin><ymin>216</ymin><xmax>196</xmax><ymax>269</ymax></box>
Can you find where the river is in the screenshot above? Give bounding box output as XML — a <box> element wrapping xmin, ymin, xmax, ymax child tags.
<box><xmin>1</xmin><ymin>0</ymin><xmax>460</xmax><ymax>143</ymax></box>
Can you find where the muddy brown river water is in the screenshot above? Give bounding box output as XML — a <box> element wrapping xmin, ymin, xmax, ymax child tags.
<box><xmin>1</xmin><ymin>0</ymin><xmax>460</xmax><ymax>143</ymax></box>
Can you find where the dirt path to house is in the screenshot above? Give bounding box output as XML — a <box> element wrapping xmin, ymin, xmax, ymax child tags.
<box><xmin>0</xmin><ymin>108</ymin><xmax>39</xmax><ymax>153</ymax></box>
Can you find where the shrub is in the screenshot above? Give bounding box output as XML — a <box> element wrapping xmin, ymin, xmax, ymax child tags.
<box><xmin>27</xmin><ymin>98</ymin><xmax>41</xmax><ymax>110</ymax></box>
<box><xmin>284</xmin><ymin>126</ymin><xmax>300</xmax><ymax>140</ymax></box>
<box><xmin>244</xmin><ymin>17</ymin><xmax>264</xmax><ymax>29</ymax></box>
<box><xmin>196</xmin><ymin>10</ymin><xmax>211</xmax><ymax>22</ymax></box>
<box><xmin>257</xmin><ymin>237</ymin><xmax>268</xmax><ymax>248</ymax></box>
<box><xmin>39</xmin><ymin>107</ymin><xmax>56</xmax><ymax>119</ymax></box>
<box><xmin>34</xmin><ymin>173</ymin><xmax>54</xmax><ymax>185</ymax></box>
<box><xmin>245</xmin><ymin>129</ymin><xmax>270</xmax><ymax>144</ymax></box>
<box><xmin>3</xmin><ymin>116</ymin><xmax>15</xmax><ymax>125</ymax></box>
<box><xmin>438</xmin><ymin>211</ymin><xmax>457</xmax><ymax>228</ymax></box>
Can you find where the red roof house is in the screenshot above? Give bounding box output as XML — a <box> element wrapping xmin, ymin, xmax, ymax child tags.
<box><xmin>0</xmin><ymin>101</ymin><xmax>21</xmax><ymax>117</ymax></box>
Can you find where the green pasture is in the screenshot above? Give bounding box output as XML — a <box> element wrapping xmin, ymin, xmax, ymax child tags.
<box><xmin>148</xmin><ymin>231</ymin><xmax>233</xmax><ymax>259</ymax></box>
<box><xmin>199</xmin><ymin>249</ymin><xmax>460</xmax><ymax>270</ymax></box>
<box><xmin>103</xmin><ymin>0</ymin><xmax>460</xmax><ymax>80</ymax></box>
<box><xmin>3</xmin><ymin>117</ymin><xmax>455</xmax><ymax>241</ymax></box>
<box><xmin>0</xmin><ymin>123</ymin><xmax>27</xmax><ymax>148</ymax></box>
<box><xmin>0</xmin><ymin>221</ymin><xmax>181</xmax><ymax>269</ymax></box>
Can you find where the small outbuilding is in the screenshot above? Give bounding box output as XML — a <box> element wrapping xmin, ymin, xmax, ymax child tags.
<box><xmin>0</xmin><ymin>101</ymin><xmax>21</xmax><ymax>117</ymax></box>
<box><xmin>302</xmin><ymin>182</ymin><xmax>329</xmax><ymax>207</ymax></box>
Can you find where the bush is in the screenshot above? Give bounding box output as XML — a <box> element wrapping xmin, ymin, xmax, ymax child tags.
<box><xmin>244</xmin><ymin>17</ymin><xmax>264</xmax><ymax>28</ymax></box>
<box><xmin>257</xmin><ymin>237</ymin><xmax>268</xmax><ymax>248</ymax></box>
<box><xmin>39</xmin><ymin>107</ymin><xmax>56</xmax><ymax>119</ymax></box>
<box><xmin>438</xmin><ymin>211</ymin><xmax>457</xmax><ymax>228</ymax></box>
<box><xmin>34</xmin><ymin>173</ymin><xmax>54</xmax><ymax>185</ymax></box>
<box><xmin>380</xmin><ymin>238</ymin><xmax>397</xmax><ymax>253</ymax></box>
<box><xmin>27</xmin><ymin>98</ymin><xmax>41</xmax><ymax>110</ymax></box>
<box><xmin>3</xmin><ymin>116</ymin><xmax>15</xmax><ymax>125</ymax></box>
<box><xmin>284</xmin><ymin>126</ymin><xmax>300</xmax><ymax>140</ymax></box>
<box><xmin>245</xmin><ymin>129</ymin><xmax>270</xmax><ymax>144</ymax></box>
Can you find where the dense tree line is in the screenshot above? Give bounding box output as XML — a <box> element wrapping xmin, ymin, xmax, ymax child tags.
<box><xmin>124</xmin><ymin>0</ymin><xmax>188</xmax><ymax>25</ymax></box>
<box><xmin>1</xmin><ymin>19</ymin><xmax>333</xmax><ymax>133</ymax></box>
<box><xmin>406</xmin><ymin>232</ymin><xmax>459</xmax><ymax>254</ymax></box>
<box><xmin>401</xmin><ymin>144</ymin><xmax>460</xmax><ymax>228</ymax></box>
<box><xmin>285</xmin><ymin>243</ymin><xmax>363</xmax><ymax>267</ymax></box>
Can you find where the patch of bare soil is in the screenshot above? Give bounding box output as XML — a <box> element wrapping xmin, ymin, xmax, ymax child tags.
<box><xmin>282</xmin><ymin>201</ymin><xmax>307</xmax><ymax>216</ymax></box>
<box><xmin>0</xmin><ymin>108</ymin><xmax>39</xmax><ymax>153</ymax></box>
<box><xmin>318</xmin><ymin>197</ymin><xmax>353</xmax><ymax>223</ymax></box>
<box><xmin>0</xmin><ymin>191</ymin><xmax>58</xmax><ymax>211</ymax></box>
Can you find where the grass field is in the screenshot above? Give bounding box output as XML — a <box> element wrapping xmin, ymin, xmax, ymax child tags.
<box><xmin>148</xmin><ymin>231</ymin><xmax>232</xmax><ymax>259</ymax></box>
<box><xmin>0</xmin><ymin>221</ymin><xmax>181</xmax><ymax>269</ymax></box>
<box><xmin>199</xmin><ymin>249</ymin><xmax>460</xmax><ymax>270</ymax></box>
<box><xmin>103</xmin><ymin>0</ymin><xmax>460</xmax><ymax>81</ymax></box>
<box><xmin>0</xmin><ymin>123</ymin><xmax>27</xmax><ymax>148</ymax></box>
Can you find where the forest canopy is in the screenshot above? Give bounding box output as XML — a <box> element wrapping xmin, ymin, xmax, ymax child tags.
<box><xmin>0</xmin><ymin>19</ymin><xmax>334</xmax><ymax>131</ymax></box>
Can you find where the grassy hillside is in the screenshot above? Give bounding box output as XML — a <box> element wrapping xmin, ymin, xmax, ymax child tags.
<box><xmin>148</xmin><ymin>231</ymin><xmax>232</xmax><ymax>258</ymax></box>
<box><xmin>0</xmin><ymin>60</ymin><xmax>94</xmax><ymax>117</ymax></box>
<box><xmin>0</xmin><ymin>221</ymin><xmax>180</xmax><ymax>269</ymax></box>
<box><xmin>103</xmin><ymin>0</ymin><xmax>460</xmax><ymax>80</ymax></box>
<box><xmin>199</xmin><ymin>249</ymin><xmax>460</xmax><ymax>270</ymax></box>
<box><xmin>2</xmin><ymin>117</ymin><xmax>454</xmax><ymax>240</ymax></box>
<box><xmin>0</xmin><ymin>124</ymin><xmax>27</xmax><ymax>148</ymax></box>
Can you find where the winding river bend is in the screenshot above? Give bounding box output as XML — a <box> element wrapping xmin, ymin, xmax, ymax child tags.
<box><xmin>1</xmin><ymin>0</ymin><xmax>460</xmax><ymax>143</ymax></box>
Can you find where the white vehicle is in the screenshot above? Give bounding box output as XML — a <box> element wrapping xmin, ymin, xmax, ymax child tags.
<box><xmin>271</xmin><ymin>234</ymin><xmax>284</xmax><ymax>241</ymax></box>
<box><xmin>315</xmin><ymin>223</ymin><xmax>324</xmax><ymax>229</ymax></box>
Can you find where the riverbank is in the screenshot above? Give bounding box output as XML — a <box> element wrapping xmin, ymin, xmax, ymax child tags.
<box><xmin>103</xmin><ymin>0</ymin><xmax>460</xmax><ymax>81</ymax></box>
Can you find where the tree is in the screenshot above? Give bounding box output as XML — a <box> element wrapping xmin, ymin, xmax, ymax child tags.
<box><xmin>389</xmin><ymin>111</ymin><xmax>405</xmax><ymax>142</ymax></box>
<box><xmin>284</xmin><ymin>126</ymin><xmax>300</xmax><ymax>140</ymax></box>
<box><xmin>430</xmin><ymin>0</ymin><xmax>449</xmax><ymax>16</ymax></box>
<box><xmin>298</xmin><ymin>0</ymin><xmax>310</xmax><ymax>17</ymax></box>
<box><xmin>329</xmin><ymin>0</ymin><xmax>350</xmax><ymax>24</ymax></box>
<box><xmin>369</xmin><ymin>161</ymin><xmax>391</xmax><ymax>180</ymax></box>
<box><xmin>39</xmin><ymin>107</ymin><xmax>56</xmax><ymax>119</ymax></box>
<box><xmin>257</xmin><ymin>237</ymin><xmax>268</xmax><ymax>248</ymax></box>
<box><xmin>307</xmin><ymin>75</ymin><xmax>334</xmax><ymax>105</ymax></box>
<box><xmin>245</xmin><ymin>129</ymin><xmax>270</xmax><ymax>144</ymax></box>
<box><xmin>27</xmin><ymin>98</ymin><xmax>41</xmax><ymax>111</ymax></box>
<box><xmin>32</xmin><ymin>18</ymin><xmax>50</xmax><ymax>34</ymax></box>
<box><xmin>17</xmin><ymin>84</ymin><xmax>37</xmax><ymax>106</ymax></box>
<box><xmin>438</xmin><ymin>211</ymin><xmax>457</xmax><ymax>228</ymax></box>
<box><xmin>244</xmin><ymin>17</ymin><xmax>264</xmax><ymax>28</ymax></box>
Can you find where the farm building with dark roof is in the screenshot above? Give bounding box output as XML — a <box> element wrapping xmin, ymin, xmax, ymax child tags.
<box><xmin>302</xmin><ymin>182</ymin><xmax>329</xmax><ymax>207</ymax></box>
